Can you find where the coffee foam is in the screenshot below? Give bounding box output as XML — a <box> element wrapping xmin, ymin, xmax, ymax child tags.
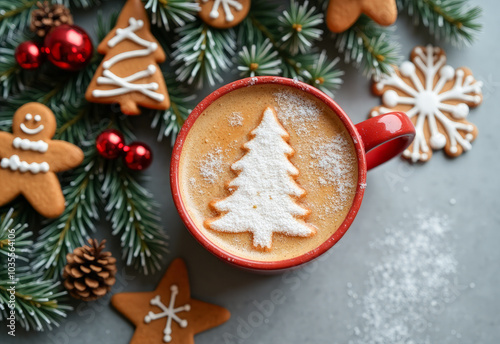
<box><xmin>179</xmin><ymin>85</ymin><xmax>358</xmax><ymax>262</ymax></box>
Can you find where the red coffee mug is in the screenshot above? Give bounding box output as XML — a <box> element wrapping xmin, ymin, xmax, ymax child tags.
<box><xmin>171</xmin><ymin>77</ymin><xmax>415</xmax><ymax>272</ymax></box>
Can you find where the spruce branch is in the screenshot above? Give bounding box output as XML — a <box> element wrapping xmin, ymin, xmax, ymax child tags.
<box><xmin>238</xmin><ymin>0</ymin><xmax>343</xmax><ymax>96</ymax></box>
<box><xmin>237</xmin><ymin>37</ymin><xmax>282</xmax><ymax>77</ymax></box>
<box><xmin>171</xmin><ymin>20</ymin><xmax>236</xmax><ymax>88</ymax></box>
<box><xmin>398</xmin><ymin>0</ymin><xmax>482</xmax><ymax>46</ymax></box>
<box><xmin>31</xmin><ymin>144</ymin><xmax>102</xmax><ymax>279</ymax></box>
<box><xmin>0</xmin><ymin>208</ymin><xmax>33</xmax><ymax>263</ymax></box>
<box><xmin>0</xmin><ymin>31</ymin><xmax>32</xmax><ymax>99</ymax></box>
<box><xmin>102</xmin><ymin>161</ymin><xmax>167</xmax><ymax>275</ymax></box>
<box><xmin>151</xmin><ymin>75</ymin><xmax>195</xmax><ymax>144</ymax></box>
<box><xmin>0</xmin><ymin>0</ymin><xmax>35</xmax><ymax>41</ymax></box>
<box><xmin>278</xmin><ymin>0</ymin><xmax>324</xmax><ymax>56</ymax></box>
<box><xmin>334</xmin><ymin>15</ymin><xmax>401</xmax><ymax>76</ymax></box>
<box><xmin>0</xmin><ymin>267</ymin><xmax>72</xmax><ymax>331</ymax></box>
<box><xmin>143</xmin><ymin>0</ymin><xmax>199</xmax><ymax>29</ymax></box>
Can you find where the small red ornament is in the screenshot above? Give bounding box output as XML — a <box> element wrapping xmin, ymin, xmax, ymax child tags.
<box><xmin>123</xmin><ymin>143</ymin><xmax>153</xmax><ymax>171</ymax></box>
<box><xmin>15</xmin><ymin>41</ymin><xmax>44</xmax><ymax>69</ymax></box>
<box><xmin>96</xmin><ymin>129</ymin><xmax>125</xmax><ymax>159</ymax></box>
<box><xmin>43</xmin><ymin>24</ymin><xmax>93</xmax><ymax>71</ymax></box>
<box><xmin>96</xmin><ymin>129</ymin><xmax>153</xmax><ymax>171</ymax></box>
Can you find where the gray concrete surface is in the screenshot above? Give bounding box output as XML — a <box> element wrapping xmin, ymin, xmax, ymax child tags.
<box><xmin>2</xmin><ymin>0</ymin><xmax>499</xmax><ymax>343</ymax></box>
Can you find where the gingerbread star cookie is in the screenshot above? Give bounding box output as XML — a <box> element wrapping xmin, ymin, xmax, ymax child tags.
<box><xmin>112</xmin><ymin>258</ymin><xmax>230</xmax><ymax>344</ymax></box>
<box><xmin>0</xmin><ymin>103</ymin><xmax>84</xmax><ymax>218</ymax></box>
<box><xmin>326</xmin><ymin>0</ymin><xmax>397</xmax><ymax>33</ymax></box>
<box><xmin>198</xmin><ymin>0</ymin><xmax>251</xmax><ymax>29</ymax></box>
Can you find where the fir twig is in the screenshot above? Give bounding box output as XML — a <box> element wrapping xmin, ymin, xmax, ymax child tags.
<box><xmin>31</xmin><ymin>144</ymin><xmax>102</xmax><ymax>279</ymax></box>
<box><xmin>171</xmin><ymin>20</ymin><xmax>236</xmax><ymax>88</ymax></box>
<box><xmin>0</xmin><ymin>31</ymin><xmax>32</xmax><ymax>99</ymax></box>
<box><xmin>143</xmin><ymin>0</ymin><xmax>199</xmax><ymax>29</ymax></box>
<box><xmin>398</xmin><ymin>0</ymin><xmax>482</xmax><ymax>46</ymax></box>
<box><xmin>237</xmin><ymin>37</ymin><xmax>282</xmax><ymax>77</ymax></box>
<box><xmin>151</xmin><ymin>74</ymin><xmax>195</xmax><ymax>144</ymax></box>
<box><xmin>0</xmin><ymin>208</ymin><xmax>32</xmax><ymax>263</ymax></box>
<box><xmin>0</xmin><ymin>267</ymin><xmax>72</xmax><ymax>331</ymax></box>
<box><xmin>334</xmin><ymin>15</ymin><xmax>401</xmax><ymax>76</ymax></box>
<box><xmin>278</xmin><ymin>0</ymin><xmax>324</xmax><ymax>56</ymax></box>
<box><xmin>0</xmin><ymin>0</ymin><xmax>35</xmax><ymax>41</ymax></box>
<box><xmin>238</xmin><ymin>0</ymin><xmax>343</xmax><ymax>97</ymax></box>
<box><xmin>102</xmin><ymin>161</ymin><xmax>167</xmax><ymax>275</ymax></box>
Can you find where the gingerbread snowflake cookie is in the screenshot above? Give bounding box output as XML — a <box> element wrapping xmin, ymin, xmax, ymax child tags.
<box><xmin>326</xmin><ymin>0</ymin><xmax>397</xmax><ymax>33</ymax></box>
<box><xmin>0</xmin><ymin>103</ymin><xmax>84</xmax><ymax>218</ymax></box>
<box><xmin>85</xmin><ymin>0</ymin><xmax>170</xmax><ymax>115</ymax></box>
<box><xmin>198</xmin><ymin>0</ymin><xmax>251</xmax><ymax>29</ymax></box>
<box><xmin>371</xmin><ymin>45</ymin><xmax>483</xmax><ymax>163</ymax></box>
<box><xmin>112</xmin><ymin>258</ymin><xmax>230</xmax><ymax>344</ymax></box>
<box><xmin>205</xmin><ymin>107</ymin><xmax>316</xmax><ymax>250</ymax></box>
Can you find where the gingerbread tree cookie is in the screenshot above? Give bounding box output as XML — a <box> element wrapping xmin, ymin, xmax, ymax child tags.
<box><xmin>0</xmin><ymin>103</ymin><xmax>84</xmax><ymax>218</ymax></box>
<box><xmin>370</xmin><ymin>45</ymin><xmax>483</xmax><ymax>163</ymax></box>
<box><xmin>85</xmin><ymin>0</ymin><xmax>170</xmax><ymax>115</ymax></box>
<box><xmin>112</xmin><ymin>258</ymin><xmax>230</xmax><ymax>344</ymax></box>
<box><xmin>326</xmin><ymin>0</ymin><xmax>397</xmax><ymax>33</ymax></box>
<box><xmin>205</xmin><ymin>107</ymin><xmax>316</xmax><ymax>250</ymax></box>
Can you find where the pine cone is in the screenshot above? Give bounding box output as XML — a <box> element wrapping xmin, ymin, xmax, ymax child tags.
<box><xmin>63</xmin><ymin>239</ymin><xmax>117</xmax><ymax>301</ymax></box>
<box><xmin>30</xmin><ymin>1</ymin><xmax>73</xmax><ymax>38</ymax></box>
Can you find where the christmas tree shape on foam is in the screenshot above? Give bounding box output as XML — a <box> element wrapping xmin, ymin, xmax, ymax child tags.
<box><xmin>85</xmin><ymin>0</ymin><xmax>170</xmax><ymax>115</ymax></box>
<box><xmin>205</xmin><ymin>107</ymin><xmax>316</xmax><ymax>250</ymax></box>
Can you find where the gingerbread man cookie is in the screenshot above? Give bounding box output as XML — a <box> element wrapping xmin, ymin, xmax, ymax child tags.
<box><xmin>0</xmin><ymin>103</ymin><xmax>84</xmax><ymax>218</ymax></box>
<box><xmin>112</xmin><ymin>258</ymin><xmax>230</xmax><ymax>344</ymax></box>
<box><xmin>326</xmin><ymin>0</ymin><xmax>397</xmax><ymax>33</ymax></box>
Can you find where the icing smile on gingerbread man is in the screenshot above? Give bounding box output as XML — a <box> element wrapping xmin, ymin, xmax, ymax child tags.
<box><xmin>20</xmin><ymin>113</ymin><xmax>45</xmax><ymax>135</ymax></box>
<box><xmin>0</xmin><ymin>102</ymin><xmax>84</xmax><ymax>218</ymax></box>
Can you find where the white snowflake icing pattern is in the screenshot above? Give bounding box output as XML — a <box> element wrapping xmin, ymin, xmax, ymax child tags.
<box><xmin>144</xmin><ymin>285</ymin><xmax>191</xmax><ymax>343</ymax></box>
<box><xmin>371</xmin><ymin>45</ymin><xmax>483</xmax><ymax>162</ymax></box>
<box><xmin>202</xmin><ymin>0</ymin><xmax>243</xmax><ymax>22</ymax></box>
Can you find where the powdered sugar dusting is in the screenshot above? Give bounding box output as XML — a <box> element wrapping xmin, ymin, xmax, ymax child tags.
<box><xmin>228</xmin><ymin>112</ymin><xmax>244</xmax><ymax>127</ymax></box>
<box><xmin>346</xmin><ymin>211</ymin><xmax>471</xmax><ymax>344</ymax></box>
<box><xmin>274</xmin><ymin>90</ymin><xmax>321</xmax><ymax>135</ymax></box>
<box><xmin>207</xmin><ymin>107</ymin><xmax>316</xmax><ymax>249</ymax></box>
<box><xmin>199</xmin><ymin>147</ymin><xmax>224</xmax><ymax>184</ymax></box>
<box><xmin>310</xmin><ymin>135</ymin><xmax>357</xmax><ymax>213</ymax></box>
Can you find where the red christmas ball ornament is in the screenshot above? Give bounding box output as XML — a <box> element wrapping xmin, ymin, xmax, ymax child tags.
<box><xmin>15</xmin><ymin>41</ymin><xmax>44</xmax><ymax>69</ymax></box>
<box><xmin>43</xmin><ymin>25</ymin><xmax>93</xmax><ymax>71</ymax></box>
<box><xmin>123</xmin><ymin>143</ymin><xmax>153</xmax><ymax>171</ymax></box>
<box><xmin>96</xmin><ymin>129</ymin><xmax>125</xmax><ymax>159</ymax></box>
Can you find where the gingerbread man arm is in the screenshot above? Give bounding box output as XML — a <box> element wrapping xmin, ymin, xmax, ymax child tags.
<box><xmin>0</xmin><ymin>131</ymin><xmax>13</xmax><ymax>157</ymax></box>
<box><xmin>45</xmin><ymin>140</ymin><xmax>84</xmax><ymax>173</ymax></box>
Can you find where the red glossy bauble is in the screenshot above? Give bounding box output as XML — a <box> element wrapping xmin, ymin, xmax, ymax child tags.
<box><xmin>43</xmin><ymin>25</ymin><xmax>93</xmax><ymax>71</ymax></box>
<box><xmin>96</xmin><ymin>129</ymin><xmax>126</xmax><ymax>159</ymax></box>
<box><xmin>15</xmin><ymin>41</ymin><xmax>44</xmax><ymax>69</ymax></box>
<box><xmin>123</xmin><ymin>142</ymin><xmax>153</xmax><ymax>171</ymax></box>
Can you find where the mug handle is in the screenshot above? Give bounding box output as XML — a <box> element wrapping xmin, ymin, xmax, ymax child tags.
<box><xmin>355</xmin><ymin>112</ymin><xmax>415</xmax><ymax>170</ymax></box>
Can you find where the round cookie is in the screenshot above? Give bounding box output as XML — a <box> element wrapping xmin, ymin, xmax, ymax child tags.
<box><xmin>198</xmin><ymin>0</ymin><xmax>251</xmax><ymax>29</ymax></box>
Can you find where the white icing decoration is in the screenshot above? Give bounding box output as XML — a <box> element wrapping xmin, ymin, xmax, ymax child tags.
<box><xmin>372</xmin><ymin>44</ymin><xmax>483</xmax><ymax>162</ymax></box>
<box><xmin>20</xmin><ymin>123</ymin><xmax>44</xmax><ymax>135</ymax></box>
<box><xmin>202</xmin><ymin>0</ymin><xmax>243</xmax><ymax>22</ymax></box>
<box><xmin>92</xmin><ymin>18</ymin><xmax>165</xmax><ymax>102</ymax></box>
<box><xmin>25</xmin><ymin>113</ymin><xmax>32</xmax><ymax>121</ymax></box>
<box><xmin>13</xmin><ymin>137</ymin><xmax>48</xmax><ymax>153</ymax></box>
<box><xmin>1</xmin><ymin>155</ymin><xmax>49</xmax><ymax>174</ymax></box>
<box><xmin>34</xmin><ymin>115</ymin><xmax>41</xmax><ymax>122</ymax></box>
<box><xmin>207</xmin><ymin>107</ymin><xmax>315</xmax><ymax>249</ymax></box>
<box><xmin>144</xmin><ymin>285</ymin><xmax>190</xmax><ymax>343</ymax></box>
